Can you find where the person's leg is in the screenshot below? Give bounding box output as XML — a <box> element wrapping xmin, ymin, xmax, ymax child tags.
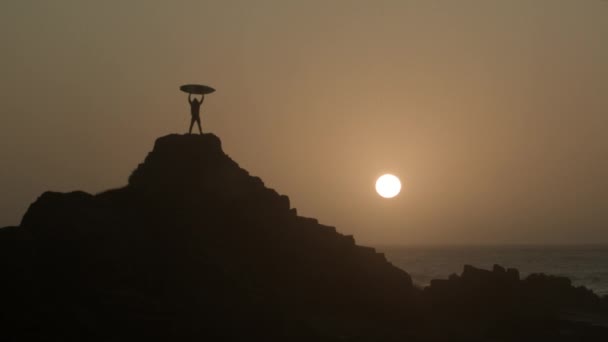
<box><xmin>196</xmin><ymin>118</ymin><xmax>203</xmax><ymax>134</ymax></box>
<box><xmin>189</xmin><ymin>117</ymin><xmax>195</xmax><ymax>134</ymax></box>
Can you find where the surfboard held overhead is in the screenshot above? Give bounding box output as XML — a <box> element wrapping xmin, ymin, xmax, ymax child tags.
<box><xmin>180</xmin><ymin>84</ymin><xmax>216</xmax><ymax>95</ymax></box>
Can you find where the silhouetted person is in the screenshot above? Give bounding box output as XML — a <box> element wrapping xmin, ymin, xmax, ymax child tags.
<box><xmin>188</xmin><ymin>94</ymin><xmax>204</xmax><ymax>134</ymax></box>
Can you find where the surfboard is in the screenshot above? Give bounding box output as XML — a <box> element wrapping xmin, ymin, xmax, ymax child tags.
<box><xmin>180</xmin><ymin>84</ymin><xmax>216</xmax><ymax>95</ymax></box>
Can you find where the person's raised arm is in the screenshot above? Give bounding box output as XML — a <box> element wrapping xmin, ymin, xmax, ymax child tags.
<box><xmin>188</xmin><ymin>94</ymin><xmax>193</xmax><ymax>104</ymax></box>
<box><xmin>200</xmin><ymin>95</ymin><xmax>205</xmax><ymax>103</ymax></box>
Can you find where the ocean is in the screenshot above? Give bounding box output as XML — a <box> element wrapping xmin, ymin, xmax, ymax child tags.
<box><xmin>379</xmin><ymin>245</ymin><xmax>608</xmax><ymax>297</ymax></box>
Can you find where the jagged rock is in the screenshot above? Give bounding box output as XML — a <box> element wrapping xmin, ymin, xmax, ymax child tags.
<box><xmin>507</xmin><ymin>267</ymin><xmax>520</xmax><ymax>282</ymax></box>
<box><xmin>1</xmin><ymin>134</ymin><xmax>416</xmax><ymax>341</ymax></box>
<box><xmin>1</xmin><ymin>133</ymin><xmax>607</xmax><ymax>341</ymax></box>
<box><xmin>521</xmin><ymin>273</ymin><xmax>601</xmax><ymax>312</ymax></box>
<box><xmin>426</xmin><ymin>264</ymin><xmax>606</xmax><ymax>320</ymax></box>
<box><xmin>493</xmin><ymin>264</ymin><xmax>506</xmax><ymax>274</ymax></box>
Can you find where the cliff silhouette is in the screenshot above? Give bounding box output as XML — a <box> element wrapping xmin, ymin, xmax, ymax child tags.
<box><xmin>1</xmin><ymin>134</ymin><xmax>607</xmax><ymax>341</ymax></box>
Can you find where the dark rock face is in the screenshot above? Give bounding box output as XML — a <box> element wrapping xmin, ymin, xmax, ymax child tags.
<box><xmin>1</xmin><ymin>134</ymin><xmax>416</xmax><ymax>341</ymax></box>
<box><xmin>1</xmin><ymin>133</ymin><xmax>607</xmax><ymax>341</ymax></box>
<box><xmin>423</xmin><ymin>264</ymin><xmax>608</xmax><ymax>340</ymax></box>
<box><xmin>425</xmin><ymin>264</ymin><xmax>603</xmax><ymax>315</ymax></box>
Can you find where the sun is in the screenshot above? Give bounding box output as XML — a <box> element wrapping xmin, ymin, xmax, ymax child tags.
<box><xmin>375</xmin><ymin>174</ymin><xmax>401</xmax><ymax>198</ymax></box>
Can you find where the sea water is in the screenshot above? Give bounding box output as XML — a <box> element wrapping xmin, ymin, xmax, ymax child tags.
<box><xmin>379</xmin><ymin>245</ymin><xmax>608</xmax><ymax>296</ymax></box>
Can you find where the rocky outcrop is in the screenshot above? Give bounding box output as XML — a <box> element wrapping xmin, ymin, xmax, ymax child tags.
<box><xmin>1</xmin><ymin>133</ymin><xmax>607</xmax><ymax>341</ymax></box>
<box><xmin>421</xmin><ymin>264</ymin><xmax>608</xmax><ymax>340</ymax></box>
<box><xmin>1</xmin><ymin>134</ymin><xmax>416</xmax><ymax>341</ymax></box>
<box><xmin>425</xmin><ymin>264</ymin><xmax>603</xmax><ymax>315</ymax></box>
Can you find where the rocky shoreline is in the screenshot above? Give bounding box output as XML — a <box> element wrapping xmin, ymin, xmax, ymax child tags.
<box><xmin>1</xmin><ymin>134</ymin><xmax>606</xmax><ymax>341</ymax></box>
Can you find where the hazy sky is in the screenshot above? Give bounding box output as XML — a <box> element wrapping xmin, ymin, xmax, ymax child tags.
<box><xmin>1</xmin><ymin>0</ymin><xmax>607</xmax><ymax>245</ymax></box>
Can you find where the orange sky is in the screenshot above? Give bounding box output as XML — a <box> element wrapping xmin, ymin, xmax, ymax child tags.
<box><xmin>1</xmin><ymin>1</ymin><xmax>607</xmax><ymax>244</ymax></box>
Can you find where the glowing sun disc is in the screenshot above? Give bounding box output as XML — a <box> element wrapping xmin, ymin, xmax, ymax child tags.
<box><xmin>375</xmin><ymin>174</ymin><xmax>401</xmax><ymax>198</ymax></box>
